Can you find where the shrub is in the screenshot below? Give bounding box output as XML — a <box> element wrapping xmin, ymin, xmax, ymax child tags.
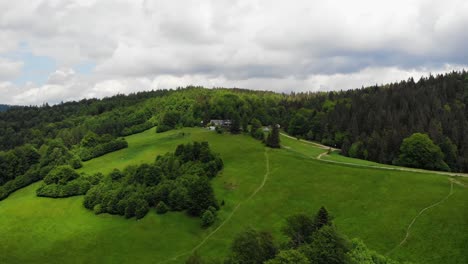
<box><xmin>93</xmin><ymin>204</ymin><xmax>104</xmax><ymax>215</ymax></box>
<box><xmin>201</xmin><ymin>210</ymin><xmax>215</xmax><ymax>228</ymax></box>
<box><xmin>135</xmin><ymin>199</ymin><xmax>150</xmax><ymax>219</ymax></box>
<box><xmin>156</xmin><ymin>201</ymin><xmax>169</xmax><ymax>214</ymax></box>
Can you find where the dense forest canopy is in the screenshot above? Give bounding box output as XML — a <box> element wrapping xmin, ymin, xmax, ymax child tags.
<box><xmin>1</xmin><ymin>71</ymin><xmax>468</xmax><ymax>188</ymax></box>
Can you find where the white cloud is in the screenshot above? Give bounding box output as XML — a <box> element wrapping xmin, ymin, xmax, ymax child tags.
<box><xmin>0</xmin><ymin>0</ymin><xmax>467</xmax><ymax>104</ymax></box>
<box><xmin>0</xmin><ymin>58</ymin><xmax>23</xmax><ymax>80</ymax></box>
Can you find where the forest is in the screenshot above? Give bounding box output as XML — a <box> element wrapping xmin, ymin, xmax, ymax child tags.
<box><xmin>1</xmin><ymin>71</ymin><xmax>468</xmax><ymax>196</ymax></box>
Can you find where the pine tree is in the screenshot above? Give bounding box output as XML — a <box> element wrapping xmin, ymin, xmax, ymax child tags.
<box><xmin>266</xmin><ymin>124</ymin><xmax>280</xmax><ymax>148</ymax></box>
<box><xmin>230</xmin><ymin>113</ymin><xmax>241</xmax><ymax>134</ymax></box>
<box><xmin>314</xmin><ymin>206</ymin><xmax>331</xmax><ymax>230</ymax></box>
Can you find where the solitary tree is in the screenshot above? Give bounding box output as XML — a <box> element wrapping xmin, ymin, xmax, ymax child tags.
<box><xmin>396</xmin><ymin>133</ymin><xmax>449</xmax><ymax>171</ymax></box>
<box><xmin>230</xmin><ymin>113</ymin><xmax>241</xmax><ymax>134</ymax></box>
<box><xmin>266</xmin><ymin>124</ymin><xmax>280</xmax><ymax>148</ymax></box>
<box><xmin>201</xmin><ymin>209</ymin><xmax>215</xmax><ymax>228</ymax></box>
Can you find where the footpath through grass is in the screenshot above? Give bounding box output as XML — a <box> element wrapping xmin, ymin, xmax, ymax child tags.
<box><xmin>0</xmin><ymin>128</ymin><xmax>466</xmax><ymax>264</ymax></box>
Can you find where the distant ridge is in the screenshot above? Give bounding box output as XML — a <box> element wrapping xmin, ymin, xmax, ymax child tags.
<box><xmin>0</xmin><ymin>104</ymin><xmax>10</xmax><ymax>112</ymax></box>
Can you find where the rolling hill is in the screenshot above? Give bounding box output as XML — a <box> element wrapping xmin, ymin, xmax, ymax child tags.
<box><xmin>0</xmin><ymin>127</ymin><xmax>466</xmax><ymax>263</ymax></box>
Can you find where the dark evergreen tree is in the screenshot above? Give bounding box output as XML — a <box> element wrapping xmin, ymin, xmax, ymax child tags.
<box><xmin>230</xmin><ymin>113</ymin><xmax>241</xmax><ymax>134</ymax></box>
<box><xmin>314</xmin><ymin>206</ymin><xmax>331</xmax><ymax>231</ymax></box>
<box><xmin>266</xmin><ymin>125</ymin><xmax>280</xmax><ymax>148</ymax></box>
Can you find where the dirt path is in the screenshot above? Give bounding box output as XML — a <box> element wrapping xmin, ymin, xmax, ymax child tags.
<box><xmin>387</xmin><ymin>180</ymin><xmax>454</xmax><ymax>255</ymax></box>
<box><xmin>158</xmin><ymin>149</ymin><xmax>271</xmax><ymax>263</ymax></box>
<box><xmin>281</xmin><ymin>133</ymin><xmax>468</xmax><ymax>178</ymax></box>
<box><xmin>280</xmin><ymin>132</ymin><xmax>336</xmax><ymax>150</ymax></box>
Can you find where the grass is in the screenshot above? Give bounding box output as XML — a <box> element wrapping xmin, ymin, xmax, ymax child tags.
<box><xmin>0</xmin><ymin>127</ymin><xmax>467</xmax><ymax>263</ymax></box>
<box><xmin>322</xmin><ymin>150</ymin><xmax>400</xmax><ymax>169</ymax></box>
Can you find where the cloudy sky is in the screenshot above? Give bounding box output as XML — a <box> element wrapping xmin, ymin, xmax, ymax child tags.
<box><xmin>0</xmin><ymin>0</ymin><xmax>467</xmax><ymax>105</ymax></box>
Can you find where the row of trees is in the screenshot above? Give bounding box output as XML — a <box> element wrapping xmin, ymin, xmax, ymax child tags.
<box><xmin>187</xmin><ymin>207</ymin><xmax>402</xmax><ymax>264</ymax></box>
<box><xmin>82</xmin><ymin>142</ymin><xmax>223</xmax><ymax>220</ymax></box>
<box><xmin>77</xmin><ymin>132</ymin><xmax>128</xmax><ymax>161</ymax></box>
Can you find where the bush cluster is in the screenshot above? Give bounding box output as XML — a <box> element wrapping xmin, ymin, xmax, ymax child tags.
<box><xmin>83</xmin><ymin>142</ymin><xmax>223</xmax><ymax>220</ymax></box>
<box><xmin>36</xmin><ymin>165</ymin><xmax>102</xmax><ymax>198</ymax></box>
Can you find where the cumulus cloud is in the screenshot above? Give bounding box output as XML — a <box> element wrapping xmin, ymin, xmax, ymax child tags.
<box><xmin>0</xmin><ymin>0</ymin><xmax>467</xmax><ymax>104</ymax></box>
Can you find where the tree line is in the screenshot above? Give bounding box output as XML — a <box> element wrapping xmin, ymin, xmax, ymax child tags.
<box><xmin>2</xmin><ymin>70</ymin><xmax>468</xmax><ymax>181</ymax></box>
<box><xmin>284</xmin><ymin>71</ymin><xmax>468</xmax><ymax>172</ymax></box>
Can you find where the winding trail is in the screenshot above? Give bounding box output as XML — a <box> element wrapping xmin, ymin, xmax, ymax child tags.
<box><xmin>280</xmin><ymin>132</ymin><xmax>468</xmax><ymax>178</ymax></box>
<box><xmin>387</xmin><ymin>180</ymin><xmax>455</xmax><ymax>255</ymax></box>
<box><xmin>281</xmin><ymin>132</ymin><xmax>465</xmax><ymax>256</ymax></box>
<box><xmin>157</xmin><ymin>149</ymin><xmax>270</xmax><ymax>264</ymax></box>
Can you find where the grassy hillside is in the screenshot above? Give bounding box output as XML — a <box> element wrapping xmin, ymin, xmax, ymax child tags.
<box><xmin>0</xmin><ymin>128</ymin><xmax>466</xmax><ymax>263</ymax></box>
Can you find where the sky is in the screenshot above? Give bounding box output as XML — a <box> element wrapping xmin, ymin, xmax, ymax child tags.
<box><xmin>0</xmin><ymin>0</ymin><xmax>467</xmax><ymax>105</ymax></box>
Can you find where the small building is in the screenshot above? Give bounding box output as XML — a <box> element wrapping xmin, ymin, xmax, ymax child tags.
<box><xmin>210</xmin><ymin>119</ymin><xmax>232</xmax><ymax>127</ymax></box>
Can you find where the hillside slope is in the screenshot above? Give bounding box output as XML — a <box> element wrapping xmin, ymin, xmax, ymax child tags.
<box><xmin>0</xmin><ymin>128</ymin><xmax>466</xmax><ymax>263</ymax></box>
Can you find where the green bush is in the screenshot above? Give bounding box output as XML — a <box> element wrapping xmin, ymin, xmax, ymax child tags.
<box><xmin>82</xmin><ymin>142</ymin><xmax>222</xmax><ymax>220</ymax></box>
<box><xmin>36</xmin><ymin>177</ymin><xmax>93</xmax><ymax>198</ymax></box>
<box><xmin>156</xmin><ymin>201</ymin><xmax>169</xmax><ymax>214</ymax></box>
<box><xmin>201</xmin><ymin>210</ymin><xmax>215</xmax><ymax>228</ymax></box>
<box><xmin>43</xmin><ymin>165</ymin><xmax>80</xmax><ymax>185</ymax></box>
<box><xmin>396</xmin><ymin>133</ymin><xmax>450</xmax><ymax>171</ymax></box>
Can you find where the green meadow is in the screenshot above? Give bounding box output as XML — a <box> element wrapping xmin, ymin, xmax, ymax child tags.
<box><xmin>0</xmin><ymin>128</ymin><xmax>466</xmax><ymax>263</ymax></box>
